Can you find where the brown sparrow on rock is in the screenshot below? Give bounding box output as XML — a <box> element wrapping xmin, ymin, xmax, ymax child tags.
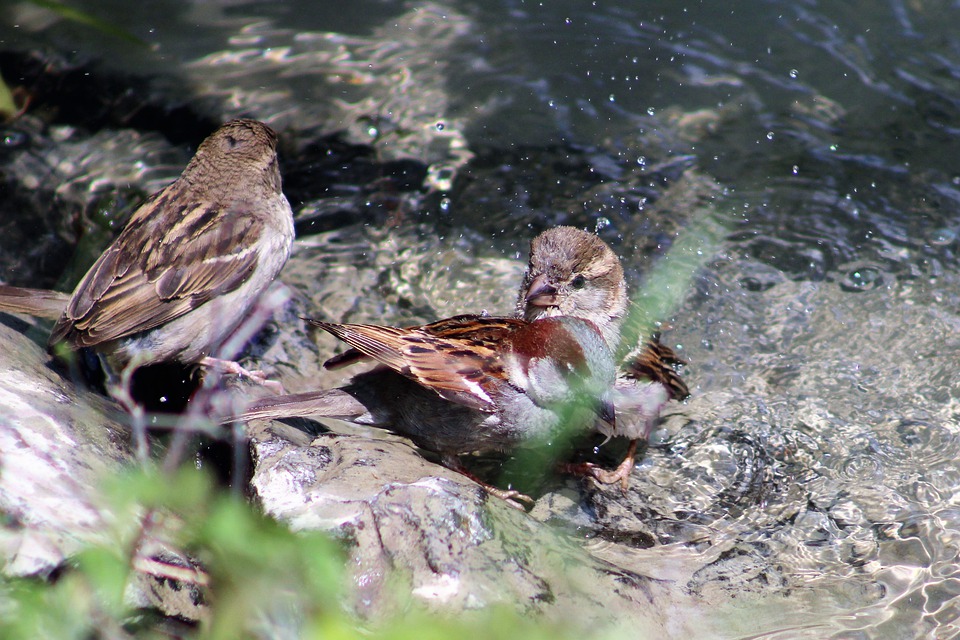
<box><xmin>516</xmin><ymin>226</ymin><xmax>689</xmax><ymax>489</ymax></box>
<box><xmin>0</xmin><ymin>119</ymin><xmax>294</xmax><ymax>391</ymax></box>
<box><xmin>232</xmin><ymin>313</ymin><xmax>618</xmax><ymax>507</ymax></box>
<box><xmin>516</xmin><ymin>226</ymin><xmax>628</xmax><ymax>350</ymax></box>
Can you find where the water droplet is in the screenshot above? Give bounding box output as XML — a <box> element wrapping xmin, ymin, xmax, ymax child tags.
<box><xmin>829</xmin><ymin>144</ymin><xmax>838</xmax><ymax>152</ymax></box>
<box><xmin>646</xmin><ymin>107</ymin><xmax>656</xmax><ymax>116</ymax></box>
<box><xmin>788</xmin><ymin>69</ymin><xmax>799</xmax><ymax>79</ymax></box>
<box><xmin>366</xmin><ymin>126</ymin><xmax>379</xmax><ymax>138</ymax></box>
<box><xmin>435</xmin><ymin>122</ymin><xmax>445</xmax><ymax>131</ymax></box>
<box><xmin>929</xmin><ymin>228</ymin><xmax>957</xmax><ymax>246</ymax></box>
<box><xmin>766</xmin><ymin>131</ymin><xmax>775</xmax><ymax>140</ymax></box>
<box><xmin>439</xmin><ymin>197</ymin><xmax>451</xmax><ymax>212</ymax></box>
<box><xmin>608</xmin><ymin>94</ymin><xmax>616</xmax><ymax>102</ymax></box>
<box><xmin>595</xmin><ymin>217</ymin><xmax>611</xmax><ymax>232</ymax></box>
<box><xmin>840</xmin><ymin>266</ymin><xmax>883</xmax><ymax>292</ymax></box>
<box><xmin>792</xmin><ymin>165</ymin><xmax>799</xmax><ymax>175</ymax></box>
<box><xmin>2</xmin><ymin>132</ymin><xmax>27</xmax><ymax>148</ymax></box>
<box><xmin>565</xmin><ymin>17</ymin><xmax>572</xmax><ymax>25</ymax></box>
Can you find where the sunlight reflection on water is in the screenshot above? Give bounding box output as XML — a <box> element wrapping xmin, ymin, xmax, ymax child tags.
<box><xmin>4</xmin><ymin>0</ymin><xmax>960</xmax><ymax>636</ymax></box>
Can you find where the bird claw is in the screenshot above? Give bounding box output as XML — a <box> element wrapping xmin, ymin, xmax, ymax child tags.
<box><xmin>242</xmin><ymin>370</ymin><xmax>286</xmax><ymax>395</ymax></box>
<box><xmin>568</xmin><ymin>440</ymin><xmax>638</xmax><ymax>495</ymax></box>
<box><xmin>487</xmin><ymin>487</ymin><xmax>536</xmax><ymax>510</ymax></box>
<box><xmin>200</xmin><ymin>356</ymin><xmax>285</xmax><ymax>394</ymax></box>
<box><xmin>441</xmin><ymin>455</ymin><xmax>536</xmax><ymax>510</ymax></box>
<box><xmin>561</xmin><ymin>439</ymin><xmax>638</xmax><ymax>493</ymax></box>
<box><xmin>561</xmin><ymin>461</ymin><xmax>632</xmax><ymax>493</ymax></box>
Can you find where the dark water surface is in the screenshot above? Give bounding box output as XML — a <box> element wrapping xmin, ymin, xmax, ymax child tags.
<box><xmin>3</xmin><ymin>0</ymin><xmax>960</xmax><ymax>637</ymax></box>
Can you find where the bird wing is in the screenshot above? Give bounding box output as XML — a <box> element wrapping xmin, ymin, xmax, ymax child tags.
<box><xmin>322</xmin><ymin>315</ymin><xmax>521</xmax><ymax>369</ymax></box>
<box><xmin>311</xmin><ymin>316</ymin><xmax>524</xmax><ymax>412</ymax></box>
<box><xmin>50</xmin><ymin>195</ymin><xmax>263</xmax><ymax>349</ymax></box>
<box><xmin>621</xmin><ymin>338</ymin><xmax>689</xmax><ymax>401</ymax></box>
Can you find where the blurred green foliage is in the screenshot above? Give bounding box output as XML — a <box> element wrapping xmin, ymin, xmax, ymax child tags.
<box><xmin>0</xmin><ymin>72</ymin><xmax>15</xmax><ymax>120</ymax></box>
<box><xmin>26</xmin><ymin>0</ymin><xmax>148</xmax><ymax>46</ymax></box>
<box><xmin>0</xmin><ymin>465</ymin><xmax>605</xmax><ymax>639</ymax></box>
<box><xmin>0</xmin><ymin>466</ymin><xmax>347</xmax><ymax>639</ymax></box>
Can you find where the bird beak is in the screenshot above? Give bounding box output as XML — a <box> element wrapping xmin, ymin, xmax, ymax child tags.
<box><xmin>524</xmin><ymin>273</ymin><xmax>559</xmax><ymax>307</ymax></box>
<box><xmin>595</xmin><ymin>398</ymin><xmax>616</xmax><ymax>431</ymax></box>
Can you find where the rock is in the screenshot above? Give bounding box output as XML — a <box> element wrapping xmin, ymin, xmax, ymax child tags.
<box><xmin>247</xmin><ymin>418</ymin><xmax>671</xmax><ymax>632</ymax></box>
<box><xmin>0</xmin><ymin>317</ymin><xmax>132</xmax><ymax>577</ymax></box>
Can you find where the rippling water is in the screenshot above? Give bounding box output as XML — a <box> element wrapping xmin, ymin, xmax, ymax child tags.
<box><xmin>4</xmin><ymin>0</ymin><xmax>960</xmax><ymax>637</ymax></box>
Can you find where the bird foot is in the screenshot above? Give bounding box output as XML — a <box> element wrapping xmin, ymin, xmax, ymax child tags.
<box><xmin>561</xmin><ymin>439</ymin><xmax>638</xmax><ymax>493</ymax></box>
<box><xmin>200</xmin><ymin>356</ymin><xmax>285</xmax><ymax>394</ymax></box>
<box><xmin>485</xmin><ymin>486</ymin><xmax>536</xmax><ymax>511</ymax></box>
<box><xmin>442</xmin><ymin>456</ymin><xmax>536</xmax><ymax>510</ymax></box>
<box><xmin>559</xmin><ymin>461</ymin><xmax>630</xmax><ymax>493</ymax></box>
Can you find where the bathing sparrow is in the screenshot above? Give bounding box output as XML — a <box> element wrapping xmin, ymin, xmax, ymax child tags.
<box><xmin>516</xmin><ymin>226</ymin><xmax>688</xmax><ymax>489</ymax></box>
<box><xmin>233</xmin><ymin>313</ymin><xmax>618</xmax><ymax>507</ymax></box>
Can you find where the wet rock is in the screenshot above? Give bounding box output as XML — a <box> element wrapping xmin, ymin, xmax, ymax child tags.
<box><xmin>0</xmin><ymin>318</ymin><xmax>131</xmax><ymax>577</ymax></box>
<box><xmin>247</xmin><ymin>418</ymin><xmax>670</xmax><ymax>631</ymax></box>
<box><xmin>0</xmin><ymin>317</ymin><xmax>208</xmax><ymax>623</ymax></box>
<box><xmin>125</xmin><ymin>547</ymin><xmax>208</xmax><ymax>623</ymax></box>
<box><xmin>0</xmin><ymin>112</ymin><xmax>189</xmax><ymax>288</ymax></box>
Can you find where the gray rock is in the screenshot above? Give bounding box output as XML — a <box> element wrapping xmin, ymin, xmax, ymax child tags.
<box><xmin>247</xmin><ymin>419</ymin><xmax>671</xmax><ymax>631</ymax></box>
<box><xmin>0</xmin><ymin>318</ymin><xmax>131</xmax><ymax>577</ymax></box>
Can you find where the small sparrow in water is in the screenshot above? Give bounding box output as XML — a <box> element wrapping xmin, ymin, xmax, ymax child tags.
<box><xmin>0</xmin><ymin>119</ymin><xmax>294</xmax><ymax>390</ymax></box>
<box><xmin>233</xmin><ymin>313</ymin><xmax>617</xmax><ymax>507</ymax></box>
<box><xmin>516</xmin><ymin>226</ymin><xmax>628</xmax><ymax>350</ymax></box>
<box><xmin>516</xmin><ymin>226</ymin><xmax>689</xmax><ymax>488</ymax></box>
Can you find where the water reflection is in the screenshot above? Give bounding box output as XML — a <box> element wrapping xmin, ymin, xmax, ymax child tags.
<box><xmin>3</xmin><ymin>0</ymin><xmax>960</xmax><ymax>636</ymax></box>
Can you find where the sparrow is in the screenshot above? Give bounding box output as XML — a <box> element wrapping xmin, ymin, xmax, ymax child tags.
<box><xmin>0</xmin><ymin>119</ymin><xmax>294</xmax><ymax>391</ymax></box>
<box><xmin>231</xmin><ymin>313</ymin><xmax>618</xmax><ymax>507</ymax></box>
<box><xmin>515</xmin><ymin>226</ymin><xmax>689</xmax><ymax>489</ymax></box>
<box><xmin>516</xmin><ymin>226</ymin><xmax>628</xmax><ymax>351</ymax></box>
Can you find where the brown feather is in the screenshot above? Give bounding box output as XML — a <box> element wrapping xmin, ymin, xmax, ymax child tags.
<box><xmin>0</xmin><ymin>285</ymin><xmax>70</xmax><ymax>319</ymax></box>
<box><xmin>622</xmin><ymin>337</ymin><xmax>689</xmax><ymax>400</ymax></box>
<box><xmin>310</xmin><ymin>316</ymin><xmax>530</xmax><ymax>412</ymax></box>
<box><xmin>50</xmin><ymin>201</ymin><xmax>264</xmax><ymax>349</ymax></box>
<box><xmin>322</xmin><ymin>315</ymin><xmax>523</xmax><ymax>370</ymax></box>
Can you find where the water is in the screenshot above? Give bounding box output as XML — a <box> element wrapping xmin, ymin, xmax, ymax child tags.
<box><xmin>4</xmin><ymin>0</ymin><xmax>960</xmax><ymax>636</ymax></box>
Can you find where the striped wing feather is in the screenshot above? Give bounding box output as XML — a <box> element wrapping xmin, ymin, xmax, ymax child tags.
<box><xmin>311</xmin><ymin>316</ymin><xmax>525</xmax><ymax>412</ymax></box>
<box><xmin>51</xmin><ymin>197</ymin><xmax>262</xmax><ymax>348</ymax></box>
<box><xmin>622</xmin><ymin>338</ymin><xmax>689</xmax><ymax>400</ymax></box>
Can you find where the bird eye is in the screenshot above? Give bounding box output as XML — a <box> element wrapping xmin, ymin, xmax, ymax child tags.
<box><xmin>571</xmin><ymin>275</ymin><xmax>586</xmax><ymax>289</ymax></box>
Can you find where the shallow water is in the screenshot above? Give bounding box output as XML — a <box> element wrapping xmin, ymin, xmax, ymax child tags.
<box><xmin>4</xmin><ymin>0</ymin><xmax>960</xmax><ymax>637</ymax></box>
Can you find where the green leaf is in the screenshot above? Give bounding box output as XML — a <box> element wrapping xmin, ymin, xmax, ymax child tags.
<box><xmin>0</xmin><ymin>72</ymin><xmax>16</xmax><ymax>120</ymax></box>
<box><xmin>621</xmin><ymin>202</ymin><xmax>728</xmax><ymax>358</ymax></box>
<box><xmin>74</xmin><ymin>547</ymin><xmax>130</xmax><ymax>616</ymax></box>
<box><xmin>27</xmin><ymin>0</ymin><xmax>149</xmax><ymax>47</ymax></box>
